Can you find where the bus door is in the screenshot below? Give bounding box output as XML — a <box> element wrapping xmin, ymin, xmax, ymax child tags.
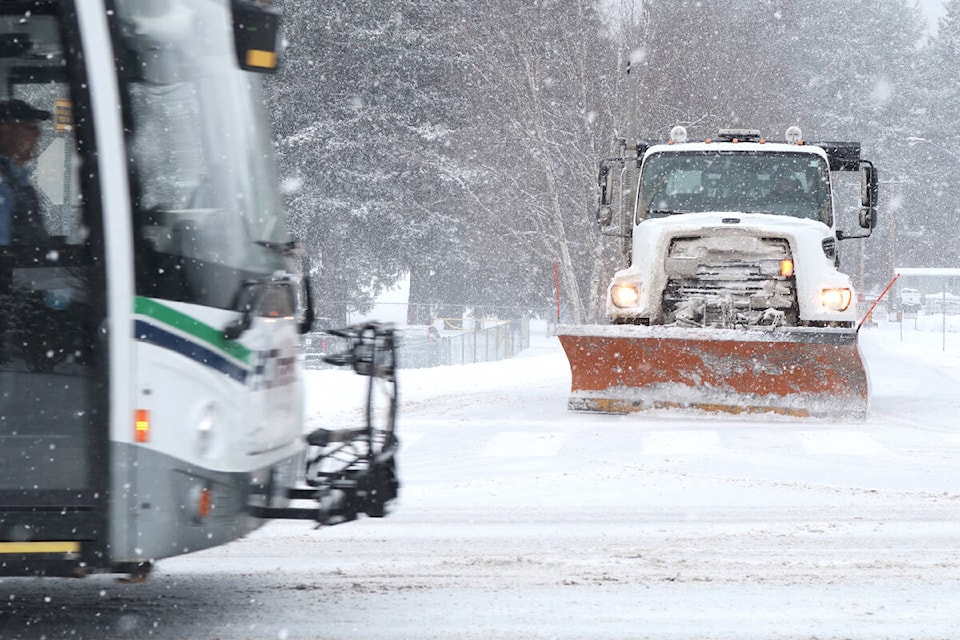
<box><xmin>0</xmin><ymin>2</ymin><xmax>108</xmax><ymax>575</ymax></box>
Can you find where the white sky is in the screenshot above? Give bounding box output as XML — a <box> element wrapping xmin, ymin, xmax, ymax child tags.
<box><xmin>919</xmin><ymin>0</ymin><xmax>947</xmax><ymax>33</ymax></box>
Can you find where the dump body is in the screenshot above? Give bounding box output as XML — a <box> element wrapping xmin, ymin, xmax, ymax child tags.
<box><xmin>562</xmin><ymin>128</ymin><xmax>877</xmax><ymax>419</ymax></box>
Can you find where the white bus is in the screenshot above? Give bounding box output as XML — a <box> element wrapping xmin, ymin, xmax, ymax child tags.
<box><xmin>0</xmin><ymin>0</ymin><xmax>398</xmax><ymax>579</ymax></box>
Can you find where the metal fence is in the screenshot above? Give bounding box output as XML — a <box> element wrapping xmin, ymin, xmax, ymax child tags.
<box><xmin>398</xmin><ymin>318</ymin><xmax>530</xmax><ymax>369</ymax></box>
<box><xmin>302</xmin><ymin>316</ymin><xmax>534</xmax><ymax>370</ymax></box>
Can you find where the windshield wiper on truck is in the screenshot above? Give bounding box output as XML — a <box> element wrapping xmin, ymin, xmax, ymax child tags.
<box><xmin>647</xmin><ymin>209</ymin><xmax>687</xmax><ymax>217</ymax></box>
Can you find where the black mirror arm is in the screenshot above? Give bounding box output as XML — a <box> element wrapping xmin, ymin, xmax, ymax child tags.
<box><xmin>299</xmin><ymin>273</ymin><xmax>315</xmax><ymax>334</ymax></box>
<box><xmin>837</xmin><ymin>229</ymin><xmax>873</xmax><ymax>240</ymax></box>
<box><xmin>223</xmin><ymin>304</ymin><xmax>254</xmax><ymax>340</ymax></box>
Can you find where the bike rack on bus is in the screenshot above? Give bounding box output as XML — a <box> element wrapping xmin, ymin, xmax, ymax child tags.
<box><xmin>249</xmin><ymin>323</ymin><xmax>399</xmax><ymax>525</ymax></box>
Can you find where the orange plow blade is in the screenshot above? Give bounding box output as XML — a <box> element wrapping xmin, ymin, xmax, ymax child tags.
<box><xmin>558</xmin><ymin>325</ymin><xmax>868</xmax><ymax>419</ymax></box>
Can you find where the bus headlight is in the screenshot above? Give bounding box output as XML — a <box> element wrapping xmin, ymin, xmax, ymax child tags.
<box><xmin>820</xmin><ymin>288</ymin><xmax>852</xmax><ymax>311</ymax></box>
<box><xmin>611</xmin><ymin>282</ymin><xmax>641</xmax><ymax>308</ymax></box>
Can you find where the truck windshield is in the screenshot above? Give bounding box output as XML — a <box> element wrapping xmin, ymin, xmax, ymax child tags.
<box><xmin>637</xmin><ymin>150</ymin><xmax>832</xmax><ymax>225</ymax></box>
<box><xmin>111</xmin><ymin>0</ymin><xmax>289</xmax><ymax>310</ymax></box>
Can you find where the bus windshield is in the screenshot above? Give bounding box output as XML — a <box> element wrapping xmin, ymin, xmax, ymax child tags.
<box><xmin>637</xmin><ymin>151</ymin><xmax>832</xmax><ymax>226</ymax></box>
<box><xmin>112</xmin><ymin>0</ymin><xmax>289</xmax><ymax>309</ymax></box>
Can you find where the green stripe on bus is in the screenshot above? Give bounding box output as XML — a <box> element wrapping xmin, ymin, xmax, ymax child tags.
<box><xmin>134</xmin><ymin>297</ymin><xmax>251</xmax><ymax>363</ymax></box>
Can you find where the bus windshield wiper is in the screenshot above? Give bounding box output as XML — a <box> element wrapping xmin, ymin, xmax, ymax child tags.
<box><xmin>255</xmin><ymin>239</ymin><xmax>300</xmax><ymax>255</ymax></box>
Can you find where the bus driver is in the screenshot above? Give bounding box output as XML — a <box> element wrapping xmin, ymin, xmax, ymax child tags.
<box><xmin>0</xmin><ymin>99</ymin><xmax>50</xmax><ymax>246</ymax></box>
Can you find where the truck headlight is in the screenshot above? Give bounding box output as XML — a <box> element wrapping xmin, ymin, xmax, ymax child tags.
<box><xmin>611</xmin><ymin>282</ymin><xmax>641</xmax><ymax>308</ymax></box>
<box><xmin>820</xmin><ymin>288</ymin><xmax>852</xmax><ymax>311</ymax></box>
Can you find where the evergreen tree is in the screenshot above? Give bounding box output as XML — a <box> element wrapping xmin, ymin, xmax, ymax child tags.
<box><xmin>901</xmin><ymin>0</ymin><xmax>960</xmax><ymax>271</ymax></box>
<box><xmin>266</xmin><ymin>0</ymin><xmax>462</xmax><ymax>323</ymax></box>
<box><xmin>263</xmin><ymin>0</ymin><xmax>933</xmax><ymax>324</ymax></box>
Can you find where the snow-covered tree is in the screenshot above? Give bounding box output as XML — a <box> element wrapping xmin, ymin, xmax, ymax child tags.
<box><xmin>266</xmin><ymin>0</ymin><xmax>462</xmax><ymax>323</ymax></box>
<box><xmin>899</xmin><ymin>0</ymin><xmax>960</xmax><ymax>272</ymax></box>
<box><xmin>264</xmin><ymin>0</ymin><xmax>936</xmax><ymax>324</ymax></box>
<box><xmin>448</xmin><ymin>0</ymin><xmax>621</xmax><ymax>322</ymax></box>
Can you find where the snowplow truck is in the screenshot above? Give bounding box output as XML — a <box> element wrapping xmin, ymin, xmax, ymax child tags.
<box><xmin>559</xmin><ymin>126</ymin><xmax>878</xmax><ymax>418</ymax></box>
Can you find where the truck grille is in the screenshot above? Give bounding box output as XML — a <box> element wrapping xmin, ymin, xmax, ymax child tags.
<box><xmin>661</xmin><ymin>235</ymin><xmax>797</xmax><ymax>327</ymax></box>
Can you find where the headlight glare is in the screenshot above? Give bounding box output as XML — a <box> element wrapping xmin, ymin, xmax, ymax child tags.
<box><xmin>821</xmin><ymin>288</ymin><xmax>852</xmax><ymax>311</ymax></box>
<box><xmin>611</xmin><ymin>282</ymin><xmax>640</xmax><ymax>308</ymax></box>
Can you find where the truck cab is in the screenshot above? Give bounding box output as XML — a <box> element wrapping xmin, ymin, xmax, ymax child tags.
<box><xmin>558</xmin><ymin>126</ymin><xmax>877</xmax><ymax>418</ymax></box>
<box><xmin>600</xmin><ymin>127</ymin><xmax>878</xmax><ymax>329</ymax></box>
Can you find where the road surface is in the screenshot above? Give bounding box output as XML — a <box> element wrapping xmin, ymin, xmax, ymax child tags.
<box><xmin>1</xmin><ymin>322</ymin><xmax>959</xmax><ymax>639</ymax></box>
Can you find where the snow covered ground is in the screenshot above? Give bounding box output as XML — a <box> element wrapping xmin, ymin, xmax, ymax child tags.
<box><xmin>3</xmin><ymin>317</ymin><xmax>960</xmax><ymax>639</ymax></box>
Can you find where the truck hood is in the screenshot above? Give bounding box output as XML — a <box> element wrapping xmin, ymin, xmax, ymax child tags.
<box><xmin>637</xmin><ymin>210</ymin><xmax>830</xmax><ymax>236</ymax></box>
<box><xmin>612</xmin><ymin>211</ymin><xmax>855</xmax><ymax>324</ymax></box>
<box><xmin>631</xmin><ymin>212</ymin><xmax>834</xmax><ymax>266</ymax></box>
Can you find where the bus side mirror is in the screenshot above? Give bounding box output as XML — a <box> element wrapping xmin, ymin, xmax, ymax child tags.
<box><xmin>232</xmin><ymin>0</ymin><xmax>281</xmax><ymax>73</ymax></box>
<box><xmin>598</xmin><ymin>163</ymin><xmax>613</xmax><ymax>206</ymax></box>
<box><xmin>596</xmin><ymin>205</ymin><xmax>613</xmax><ymax>227</ymax></box>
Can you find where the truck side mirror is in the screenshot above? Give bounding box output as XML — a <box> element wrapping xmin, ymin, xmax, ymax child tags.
<box><xmin>598</xmin><ymin>163</ymin><xmax>613</xmax><ymax>206</ymax></box>
<box><xmin>859</xmin><ymin>162</ymin><xmax>878</xmax><ymax>229</ymax></box>
<box><xmin>596</xmin><ymin>205</ymin><xmax>613</xmax><ymax>227</ymax></box>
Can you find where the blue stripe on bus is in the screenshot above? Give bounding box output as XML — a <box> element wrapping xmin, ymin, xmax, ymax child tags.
<box><xmin>134</xmin><ymin>320</ymin><xmax>249</xmax><ymax>384</ymax></box>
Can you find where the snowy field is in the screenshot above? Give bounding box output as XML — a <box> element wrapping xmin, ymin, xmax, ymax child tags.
<box><xmin>2</xmin><ymin>317</ymin><xmax>960</xmax><ymax>639</ymax></box>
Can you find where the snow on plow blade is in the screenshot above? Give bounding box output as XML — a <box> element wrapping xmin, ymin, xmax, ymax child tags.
<box><xmin>557</xmin><ymin>325</ymin><xmax>868</xmax><ymax>419</ymax></box>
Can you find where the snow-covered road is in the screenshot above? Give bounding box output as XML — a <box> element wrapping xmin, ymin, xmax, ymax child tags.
<box><xmin>2</xmin><ymin>320</ymin><xmax>960</xmax><ymax>639</ymax></box>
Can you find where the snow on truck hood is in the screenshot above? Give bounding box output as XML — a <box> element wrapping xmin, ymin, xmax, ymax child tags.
<box><xmin>638</xmin><ymin>210</ymin><xmax>828</xmax><ymax>234</ymax></box>
<box><xmin>615</xmin><ymin>210</ymin><xmax>855</xmax><ymax>323</ymax></box>
<box><xmin>633</xmin><ymin>211</ymin><xmax>833</xmax><ymax>254</ymax></box>
<box><xmin>629</xmin><ymin>211</ymin><xmax>838</xmax><ymax>279</ymax></box>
